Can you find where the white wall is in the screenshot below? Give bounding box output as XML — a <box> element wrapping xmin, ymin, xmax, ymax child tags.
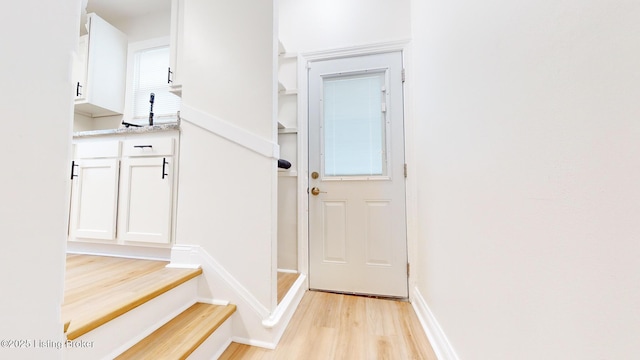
<box><xmin>411</xmin><ymin>0</ymin><xmax>640</xmax><ymax>358</ymax></box>
<box><xmin>182</xmin><ymin>0</ymin><xmax>276</xmax><ymax>140</ymax></box>
<box><xmin>0</xmin><ymin>0</ymin><xmax>79</xmax><ymax>359</ymax></box>
<box><xmin>110</xmin><ymin>10</ymin><xmax>170</xmax><ymax>43</ymax></box>
<box><xmin>176</xmin><ymin>0</ymin><xmax>277</xmax><ymax>311</ymax></box>
<box><xmin>279</xmin><ymin>0</ymin><xmax>411</xmax><ymax>53</ymax></box>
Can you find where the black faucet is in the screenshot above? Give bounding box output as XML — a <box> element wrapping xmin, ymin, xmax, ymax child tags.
<box><xmin>149</xmin><ymin>93</ymin><xmax>155</xmax><ymax>126</ymax></box>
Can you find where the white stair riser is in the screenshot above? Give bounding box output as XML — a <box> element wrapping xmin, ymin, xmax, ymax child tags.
<box><xmin>63</xmin><ymin>276</ymin><xmax>199</xmax><ymax>360</ymax></box>
<box><xmin>187</xmin><ymin>316</ymin><xmax>233</xmax><ymax>360</ymax></box>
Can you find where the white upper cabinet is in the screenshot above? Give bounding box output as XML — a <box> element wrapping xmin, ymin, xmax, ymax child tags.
<box><xmin>168</xmin><ymin>0</ymin><xmax>184</xmax><ymax>96</ymax></box>
<box><xmin>73</xmin><ymin>13</ymin><xmax>128</xmax><ymax>117</ymax></box>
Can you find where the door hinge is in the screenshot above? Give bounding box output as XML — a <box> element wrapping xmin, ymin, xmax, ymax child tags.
<box><xmin>407</xmin><ymin>263</ymin><xmax>410</xmax><ymax>277</ymax></box>
<box><xmin>404</xmin><ymin>163</ymin><xmax>407</xmax><ymax>178</ymax></box>
<box><xmin>402</xmin><ymin>68</ymin><xmax>406</xmax><ymax>83</ymax></box>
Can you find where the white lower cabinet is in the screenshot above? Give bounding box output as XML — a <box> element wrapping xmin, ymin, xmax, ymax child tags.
<box><xmin>69</xmin><ymin>158</ymin><xmax>120</xmax><ymax>241</ymax></box>
<box><xmin>69</xmin><ymin>133</ymin><xmax>178</xmax><ymax>246</ymax></box>
<box><xmin>118</xmin><ymin>156</ymin><xmax>173</xmax><ymax>244</ymax></box>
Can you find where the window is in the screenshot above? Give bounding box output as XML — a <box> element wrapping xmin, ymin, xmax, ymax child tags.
<box><xmin>124</xmin><ymin>38</ymin><xmax>181</xmax><ymax>124</ymax></box>
<box><xmin>323</xmin><ymin>72</ymin><xmax>387</xmax><ymax>177</ymax></box>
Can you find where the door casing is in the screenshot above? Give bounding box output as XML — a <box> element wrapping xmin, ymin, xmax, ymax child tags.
<box><xmin>293</xmin><ymin>41</ymin><xmax>414</xmax><ymax>299</ymax></box>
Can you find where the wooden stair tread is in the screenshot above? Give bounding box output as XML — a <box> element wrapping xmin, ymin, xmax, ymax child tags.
<box><xmin>63</xmin><ymin>263</ymin><xmax>202</xmax><ymax>340</ymax></box>
<box><xmin>116</xmin><ymin>302</ymin><xmax>236</xmax><ymax>360</ymax></box>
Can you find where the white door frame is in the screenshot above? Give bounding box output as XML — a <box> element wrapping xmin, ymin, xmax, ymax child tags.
<box><xmin>294</xmin><ymin>40</ymin><xmax>418</xmax><ymax>299</ymax></box>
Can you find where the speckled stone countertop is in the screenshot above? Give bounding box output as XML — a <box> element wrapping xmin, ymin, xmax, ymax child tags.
<box><xmin>73</xmin><ymin>122</ymin><xmax>180</xmax><ymax>138</ymax></box>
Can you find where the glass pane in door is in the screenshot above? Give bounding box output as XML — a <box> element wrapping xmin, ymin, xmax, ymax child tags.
<box><xmin>323</xmin><ymin>72</ymin><xmax>387</xmax><ymax>177</ymax></box>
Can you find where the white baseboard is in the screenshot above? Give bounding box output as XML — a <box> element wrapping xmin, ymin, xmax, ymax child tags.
<box><xmin>412</xmin><ymin>287</ymin><xmax>459</xmax><ymax>360</ymax></box>
<box><xmin>230</xmin><ymin>337</ymin><xmax>277</xmax><ymax>350</ymax></box>
<box><xmin>276</xmin><ymin>268</ymin><xmax>298</xmax><ymax>274</ymax></box>
<box><xmin>66</xmin><ymin>242</ymin><xmax>171</xmax><ymax>261</ymax></box>
<box><xmin>262</xmin><ymin>274</ymin><xmax>305</xmax><ymax>329</ymax></box>
<box><xmin>170</xmin><ymin>244</ymin><xmax>305</xmax><ymax>349</ymax></box>
<box><xmin>170</xmin><ymin>245</ymin><xmax>269</xmax><ymax>318</ymax></box>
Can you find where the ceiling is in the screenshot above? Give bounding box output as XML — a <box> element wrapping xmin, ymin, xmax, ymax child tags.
<box><xmin>85</xmin><ymin>0</ymin><xmax>171</xmax><ymax>25</ymax></box>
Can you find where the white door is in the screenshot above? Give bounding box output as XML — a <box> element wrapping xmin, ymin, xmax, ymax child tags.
<box><xmin>118</xmin><ymin>156</ymin><xmax>174</xmax><ymax>244</ymax></box>
<box><xmin>308</xmin><ymin>51</ymin><xmax>407</xmax><ymax>297</ymax></box>
<box><xmin>69</xmin><ymin>158</ymin><xmax>120</xmax><ymax>241</ymax></box>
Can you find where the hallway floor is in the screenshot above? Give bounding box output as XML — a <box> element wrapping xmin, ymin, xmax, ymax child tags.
<box><xmin>220</xmin><ymin>290</ymin><xmax>437</xmax><ymax>359</ymax></box>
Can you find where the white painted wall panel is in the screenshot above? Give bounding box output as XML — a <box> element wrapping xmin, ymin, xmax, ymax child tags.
<box><xmin>182</xmin><ymin>0</ymin><xmax>276</xmax><ymax>140</ymax></box>
<box><xmin>277</xmin><ymin>176</ymin><xmax>298</xmax><ymax>271</ymax></box>
<box><xmin>176</xmin><ymin>121</ymin><xmax>275</xmax><ymax>310</ymax></box>
<box><xmin>411</xmin><ymin>0</ymin><xmax>640</xmax><ymax>358</ymax></box>
<box><xmin>279</xmin><ymin>0</ymin><xmax>411</xmax><ymax>53</ymax></box>
<box><xmin>0</xmin><ymin>0</ymin><xmax>79</xmax><ymax>358</ymax></box>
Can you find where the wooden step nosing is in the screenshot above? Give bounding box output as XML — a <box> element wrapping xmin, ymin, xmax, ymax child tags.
<box><xmin>65</xmin><ymin>268</ymin><xmax>202</xmax><ymax>340</ymax></box>
<box><xmin>116</xmin><ymin>303</ymin><xmax>236</xmax><ymax>359</ymax></box>
<box><xmin>182</xmin><ymin>305</ymin><xmax>237</xmax><ymax>358</ymax></box>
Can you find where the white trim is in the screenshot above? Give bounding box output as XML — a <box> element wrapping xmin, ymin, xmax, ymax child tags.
<box><xmin>411</xmin><ymin>287</ymin><xmax>460</xmax><ymax>360</ymax></box>
<box><xmin>180</xmin><ymin>103</ymin><xmax>280</xmax><ymax>160</ymax></box>
<box><xmin>165</xmin><ymin>263</ymin><xmax>200</xmax><ymax>269</ymax></box>
<box><xmin>170</xmin><ymin>245</ymin><xmax>270</xmax><ymax>318</ymax></box>
<box><xmin>230</xmin><ymin>337</ymin><xmax>277</xmax><ymax>350</ymax></box>
<box><xmin>296</xmin><ymin>52</ymin><xmax>309</xmax><ymax>277</ymax></box>
<box><xmin>196</xmin><ymin>297</ymin><xmax>231</xmax><ymax>306</ymax></box>
<box><xmin>301</xmin><ymin>39</ymin><xmax>410</xmax><ymax>62</ymax></box>
<box><xmin>276</xmin><ymin>268</ymin><xmax>298</xmax><ymax>274</ymax></box>
<box><xmin>298</xmin><ymin>40</ymin><xmax>411</xmax><ymax>289</ymax></box>
<box><xmin>262</xmin><ymin>274</ymin><xmax>306</xmax><ymax>328</ymax></box>
<box><xmin>170</xmin><ymin>244</ymin><xmax>305</xmax><ymax>348</ymax></box>
<box><xmin>66</xmin><ymin>242</ymin><xmax>171</xmax><ymax>261</ymax></box>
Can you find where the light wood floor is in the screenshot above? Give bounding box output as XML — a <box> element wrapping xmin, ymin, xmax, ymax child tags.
<box><xmin>277</xmin><ymin>272</ymin><xmax>299</xmax><ymax>304</ymax></box>
<box><xmin>219</xmin><ymin>290</ymin><xmax>438</xmax><ymax>360</ymax></box>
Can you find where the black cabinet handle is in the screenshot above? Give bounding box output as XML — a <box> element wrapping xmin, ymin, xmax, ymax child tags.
<box><xmin>133</xmin><ymin>145</ymin><xmax>153</xmax><ymax>149</ymax></box>
<box><xmin>162</xmin><ymin>158</ymin><xmax>169</xmax><ymax>179</ymax></box>
<box><xmin>76</xmin><ymin>82</ymin><xmax>82</xmax><ymax>96</ymax></box>
<box><xmin>168</xmin><ymin>67</ymin><xmax>173</xmax><ymax>84</ymax></box>
<box><xmin>70</xmin><ymin>161</ymin><xmax>79</xmax><ymax>180</ymax></box>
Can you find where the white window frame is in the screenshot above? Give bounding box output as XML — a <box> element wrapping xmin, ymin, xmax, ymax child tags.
<box><xmin>123</xmin><ymin>36</ymin><xmax>179</xmax><ymax>125</ymax></box>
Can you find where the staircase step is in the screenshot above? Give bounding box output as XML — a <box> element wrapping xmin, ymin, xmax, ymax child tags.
<box><xmin>115</xmin><ymin>302</ymin><xmax>237</xmax><ymax>359</ymax></box>
<box><xmin>63</xmin><ymin>255</ymin><xmax>202</xmax><ymax>340</ymax></box>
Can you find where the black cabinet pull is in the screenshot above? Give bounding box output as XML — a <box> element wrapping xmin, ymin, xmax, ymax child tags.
<box><xmin>168</xmin><ymin>67</ymin><xmax>173</xmax><ymax>84</ymax></box>
<box><xmin>162</xmin><ymin>158</ymin><xmax>169</xmax><ymax>179</ymax></box>
<box><xmin>133</xmin><ymin>145</ymin><xmax>153</xmax><ymax>149</ymax></box>
<box><xmin>76</xmin><ymin>82</ymin><xmax>82</xmax><ymax>96</ymax></box>
<box><xmin>70</xmin><ymin>161</ymin><xmax>79</xmax><ymax>180</ymax></box>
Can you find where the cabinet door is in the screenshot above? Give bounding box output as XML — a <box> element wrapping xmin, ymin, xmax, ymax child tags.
<box><xmin>75</xmin><ymin>13</ymin><xmax>128</xmax><ymax>117</ymax></box>
<box><xmin>169</xmin><ymin>0</ymin><xmax>183</xmax><ymax>95</ymax></box>
<box><xmin>118</xmin><ymin>157</ymin><xmax>174</xmax><ymax>244</ymax></box>
<box><xmin>72</xmin><ymin>35</ymin><xmax>89</xmax><ymax>101</ymax></box>
<box><xmin>69</xmin><ymin>158</ymin><xmax>120</xmax><ymax>241</ymax></box>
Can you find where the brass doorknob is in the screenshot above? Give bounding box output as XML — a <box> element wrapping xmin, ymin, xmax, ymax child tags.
<box><xmin>310</xmin><ymin>187</ymin><xmax>324</xmax><ymax>196</ymax></box>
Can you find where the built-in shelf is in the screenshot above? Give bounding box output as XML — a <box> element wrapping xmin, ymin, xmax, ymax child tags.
<box><xmin>279</xmin><ymin>52</ymin><xmax>297</xmax><ymax>59</ymax></box>
<box><xmin>278</xmin><ymin>170</ymin><xmax>298</xmax><ymax>177</ymax></box>
<box><xmin>278</xmin><ymin>40</ymin><xmax>297</xmax><ymax>59</ymax></box>
<box><xmin>278</xmin><ymin>81</ymin><xmax>298</xmax><ymax>95</ymax></box>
